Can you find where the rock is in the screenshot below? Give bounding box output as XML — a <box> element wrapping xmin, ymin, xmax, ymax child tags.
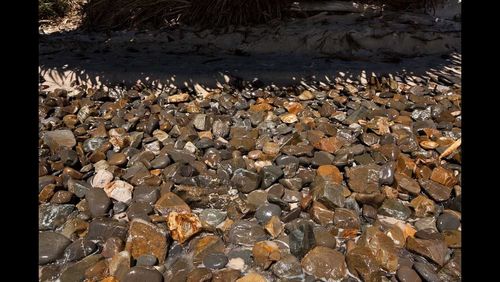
<box><xmin>123</xmin><ymin>266</ymin><xmax>164</xmax><ymax>282</ymax></box>
<box><xmin>230</xmin><ymin>136</ymin><xmax>256</xmax><ymax>152</ymax></box>
<box><xmin>58</xmin><ymin>254</ymin><xmax>103</xmax><ymax>282</ymax></box>
<box><xmin>318</xmin><ymin>137</ymin><xmax>343</xmax><ymax>154</ymax></box>
<box><xmin>44</xmin><ymin>130</ymin><xmax>76</xmax><ymax>152</ymax></box>
<box><xmin>346</xmin><ymin>164</ymin><xmax>380</xmax><ymax>193</ymax></box>
<box><xmin>346</xmin><ymin>246</ymin><xmax>382</xmax><ymax>282</ymax></box>
<box><xmin>262</xmin><ymin>142</ymin><xmax>280</xmax><ymax>155</ymax></box>
<box><xmin>133</xmin><ymin>186</ymin><xmax>160</xmax><ymax>205</ymax></box>
<box><xmin>86</xmin><ymin>218</ymin><xmax>128</xmax><ymax>242</ymax></box>
<box><xmin>438</xmin><ymin>250</ymin><xmax>461</xmax><ymax>281</ymax></box>
<box><xmin>104</xmin><ymin>180</ymin><xmax>134</xmax><ymax>203</ymax></box>
<box><xmin>213</xmin><ymin>120</ymin><xmax>230</xmax><ymax>138</ymax></box>
<box><xmin>192</xmin><ymin>235</ymin><xmax>225</xmax><ymax>265</ymax></box>
<box><xmin>286</xmin><ymin>219</ymin><xmax>316</xmax><ymax>258</ymax></box>
<box><xmin>264</xmin><ymin>216</ymin><xmax>283</xmax><ymax>238</ymax></box>
<box><xmin>232</xmin><ymin>169</ymin><xmax>261</xmax><ymax>193</ymax></box>
<box><xmin>252</xmin><ymin>241</ymin><xmax>281</xmax><ymax>270</ymax></box>
<box><xmin>316</xmin><ymin>165</ymin><xmax>343</xmax><ymax>184</ymax></box>
<box><xmin>378</xmin><ymin>199</ymin><xmax>412</xmax><ymax>220</ymax></box>
<box><xmin>395</xmin><ymin>173</ymin><xmax>421</xmax><ymax>195</ymax></box>
<box><xmin>228</xmin><ymin>220</ymin><xmax>267</xmax><ymax>246</ymax></box>
<box><xmin>63</xmin><ymin>239</ymin><xmax>97</xmax><ymax>262</ymax></box>
<box><xmin>125</xmin><ymin>219</ymin><xmax>168</xmax><ymax>263</ymax></box>
<box><xmin>203</xmin><ymin>252</ymin><xmax>229</xmax><ymax>269</ymax></box>
<box><xmin>92</xmin><ymin>169</ymin><xmax>114</xmax><ymax>188</ymax></box>
<box><xmin>414</xmin><ymin>262</ymin><xmax>440</xmax><ymax>282</ymax></box>
<box><xmin>279</xmin><ymin>178</ymin><xmax>303</xmax><ymax>191</ymax></box>
<box><xmin>410</xmin><ymin>195</ymin><xmax>436</xmax><ymax>217</ymax></box>
<box><xmin>406</xmin><ymin>237</ymin><xmax>448</xmax><ymax>266</ymax></box>
<box><xmin>333</xmin><ymin>208</ymin><xmax>360</xmax><ymax>229</ymax></box>
<box><xmin>167</xmin><ymin>212</ymin><xmax>202</xmax><ymax>244</ymax></box>
<box><xmin>151</xmin><ymin>155</ymin><xmax>171</xmax><ymax>169</ymax></box>
<box><xmin>86</xmin><ymin>188</ymin><xmax>111</xmax><ymax>218</ymax></box>
<box><xmin>271</xmin><ymin>254</ymin><xmax>303</xmax><ymax>279</ymax></box>
<box><xmin>419</xmin><ymin>179</ymin><xmax>452</xmax><ymax>202</ymax></box>
<box><xmin>39</xmin><ymin>232</ymin><xmax>72</xmax><ymax>265</ymax></box>
<box><xmin>299</xmin><ymin>90</ymin><xmax>315</xmax><ymax>100</ymax></box>
<box><xmin>260</xmin><ymin>166</ymin><xmax>283</xmax><ymax>188</ymax></box>
<box><xmin>358</xmin><ymin>226</ymin><xmax>398</xmax><ymax>272</ymax></box>
<box><xmin>168</xmin><ymin>93</ymin><xmax>190</xmax><ymax>103</ymax></box>
<box><xmin>311</xmin><ymin>179</ymin><xmax>345</xmax><ymax>209</ymax></box>
<box><xmin>255</xmin><ymin>203</ymin><xmax>282</xmax><ymax>224</ymax></box>
<box><xmin>397</xmin><ymin>265</ymin><xmax>422</xmax><ymax>282</ymax></box>
<box><xmin>102</xmin><ymin>237</ymin><xmax>125</xmax><ymax>258</ymax></box>
<box><xmin>311</xmin><ymin>151</ymin><xmax>335</xmax><ymax>166</ymax></box>
<box><xmin>187</xmin><ymin>268</ymin><xmax>212</xmax><ymax>282</ymax></box>
<box><xmin>154</xmin><ymin>192</ymin><xmax>191</xmax><ymax>215</ymax></box>
<box><xmin>39</xmin><ymin>204</ymin><xmax>75</xmax><ymax>230</ymax></box>
<box><xmin>443</xmin><ymin>230</ymin><xmax>461</xmax><ymax>248</ymax></box>
<box><xmin>282</xmin><ymin>189</ymin><xmax>302</xmax><ymax>203</ymax></box>
<box><xmin>310</xmin><ymin>201</ymin><xmax>334</xmax><ymax>225</ymax></box>
<box><xmin>246</xmin><ymin>190</ymin><xmax>268</xmax><ymax>210</ymax></box>
<box><xmin>200</xmin><ymin>209</ymin><xmax>227</xmax><ymax>228</ymax></box>
<box><xmin>430</xmin><ymin>166</ymin><xmax>457</xmax><ymax>187</ymax></box>
<box><xmin>280</xmin><ymin>113</ymin><xmax>298</xmax><ymax>123</ymax></box>
<box><xmin>236</xmin><ymin>272</ymin><xmax>267</xmax><ymax>282</ymax></box>
<box><xmin>301</xmin><ymin>246</ymin><xmax>347</xmax><ymax>281</ymax></box>
<box><xmin>436</xmin><ymin>212</ymin><xmax>460</xmax><ymax>232</ymax></box>
<box><xmin>313</xmin><ymin>228</ymin><xmax>336</xmax><ymax>249</ymax></box>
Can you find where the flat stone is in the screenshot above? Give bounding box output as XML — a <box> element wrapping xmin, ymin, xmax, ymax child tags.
<box><xmin>200</xmin><ymin>209</ymin><xmax>227</xmax><ymax>228</ymax></box>
<box><xmin>92</xmin><ymin>169</ymin><xmax>114</xmax><ymax>188</ymax></box>
<box><xmin>125</xmin><ymin>219</ymin><xmax>168</xmax><ymax>263</ymax></box>
<box><xmin>59</xmin><ymin>254</ymin><xmax>103</xmax><ymax>282</ymax></box>
<box><xmin>102</xmin><ymin>237</ymin><xmax>125</xmax><ymax>258</ymax></box>
<box><xmin>123</xmin><ymin>266</ymin><xmax>164</xmax><ymax>282</ymax></box>
<box><xmin>39</xmin><ymin>231</ymin><xmax>72</xmax><ymax>265</ymax></box>
<box><xmin>154</xmin><ymin>192</ymin><xmax>191</xmax><ymax>215</ymax></box>
<box><xmin>236</xmin><ymin>272</ymin><xmax>267</xmax><ymax>282</ymax></box>
<box><xmin>187</xmin><ymin>268</ymin><xmax>212</xmax><ymax>282</ymax></box>
<box><xmin>419</xmin><ymin>179</ymin><xmax>452</xmax><ymax>202</ymax></box>
<box><xmin>203</xmin><ymin>252</ymin><xmax>229</xmax><ymax>269</ymax></box>
<box><xmin>310</xmin><ymin>201</ymin><xmax>334</xmax><ymax>225</ymax></box>
<box><xmin>333</xmin><ymin>208</ymin><xmax>360</xmax><ymax>229</ymax></box>
<box><xmin>406</xmin><ymin>237</ymin><xmax>448</xmax><ymax>266</ymax></box>
<box><xmin>39</xmin><ymin>204</ymin><xmax>75</xmax><ymax>231</ymax></box>
<box><xmin>430</xmin><ymin>166</ymin><xmax>457</xmax><ymax>187</ymax></box>
<box><xmin>260</xmin><ymin>166</ymin><xmax>284</xmax><ymax>188</ymax></box>
<box><xmin>414</xmin><ymin>262</ymin><xmax>440</xmax><ymax>282</ymax></box>
<box><xmin>299</xmin><ymin>90</ymin><xmax>315</xmax><ymax>100</ymax></box>
<box><xmin>346</xmin><ymin>164</ymin><xmax>381</xmax><ymax>193</ymax></box>
<box><xmin>44</xmin><ymin>130</ymin><xmax>76</xmax><ymax>152</ymax></box>
<box><xmin>397</xmin><ymin>265</ymin><xmax>422</xmax><ymax>282</ymax></box>
<box><xmin>86</xmin><ymin>218</ymin><xmax>128</xmax><ymax>242</ymax></box>
<box><xmin>313</xmin><ymin>228</ymin><xmax>336</xmax><ymax>249</ymax></box>
<box><xmin>212</xmin><ymin>269</ymin><xmax>242</xmax><ymax>281</ymax></box>
<box><xmin>63</xmin><ymin>239</ymin><xmax>97</xmax><ymax>262</ymax></box>
<box><xmin>167</xmin><ymin>93</ymin><xmax>190</xmax><ymax>103</ymax></box>
<box><xmin>311</xmin><ymin>151</ymin><xmax>335</xmax><ymax>166</ymax></box>
<box><xmin>280</xmin><ymin>113</ymin><xmax>298</xmax><ymax>123</ymax></box>
<box><xmin>316</xmin><ymin>165</ymin><xmax>343</xmax><ymax>184</ymax></box>
<box><xmin>301</xmin><ymin>246</ymin><xmax>347</xmax><ymax>281</ymax></box>
<box><xmin>253</xmin><ymin>240</ymin><xmax>281</xmax><ymax>269</ymax></box>
<box><xmin>378</xmin><ymin>198</ymin><xmax>412</xmax><ymax>220</ymax></box>
<box><xmin>395</xmin><ymin>173</ymin><xmax>421</xmax><ymax>195</ymax></box>
<box><xmin>192</xmin><ymin>235</ymin><xmax>225</xmax><ymax>265</ymax></box>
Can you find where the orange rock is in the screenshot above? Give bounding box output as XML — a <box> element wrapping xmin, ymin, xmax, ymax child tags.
<box><xmin>167</xmin><ymin>212</ymin><xmax>202</xmax><ymax>244</ymax></box>
<box><xmin>317</xmin><ymin>165</ymin><xmax>343</xmax><ymax>184</ymax></box>
<box><xmin>410</xmin><ymin>195</ymin><xmax>436</xmax><ymax>217</ymax></box>
<box><xmin>264</xmin><ymin>216</ymin><xmax>283</xmax><ymax>239</ymax></box>
<box><xmin>310</xmin><ymin>201</ymin><xmax>334</xmax><ymax>225</ymax></box>
<box><xmin>167</xmin><ymin>93</ymin><xmax>190</xmax><ymax>103</ymax></box>
<box><xmin>283</xmin><ymin>101</ymin><xmax>304</xmax><ymax>114</ymax></box>
<box><xmin>280</xmin><ymin>113</ymin><xmax>298</xmax><ymax>123</ymax></box>
<box><xmin>249</xmin><ymin>103</ymin><xmax>273</xmax><ymax>112</ymax></box>
<box><xmin>430</xmin><ymin>166</ymin><xmax>457</xmax><ymax>187</ymax></box>
<box><xmin>154</xmin><ymin>192</ymin><xmax>191</xmax><ymax>215</ymax></box>
<box><xmin>100</xmin><ymin>277</ymin><xmax>119</xmax><ymax>282</ymax></box>
<box><xmin>252</xmin><ymin>241</ymin><xmax>281</xmax><ymax>269</ymax></box>
<box><xmin>125</xmin><ymin>219</ymin><xmax>168</xmax><ymax>263</ymax></box>
<box><xmin>319</xmin><ymin>137</ymin><xmax>343</xmax><ymax>154</ymax></box>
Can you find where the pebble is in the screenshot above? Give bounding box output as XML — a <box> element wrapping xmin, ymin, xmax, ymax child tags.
<box><xmin>255</xmin><ymin>203</ymin><xmax>282</xmax><ymax>224</ymax></box>
<box><xmin>301</xmin><ymin>246</ymin><xmax>347</xmax><ymax>281</ymax></box>
<box><xmin>39</xmin><ymin>232</ymin><xmax>72</xmax><ymax>264</ymax></box>
<box><xmin>123</xmin><ymin>266</ymin><xmax>164</xmax><ymax>282</ymax></box>
<box><xmin>436</xmin><ymin>212</ymin><xmax>461</xmax><ymax>232</ymax></box>
<box><xmin>203</xmin><ymin>252</ymin><xmax>229</xmax><ymax>269</ymax></box>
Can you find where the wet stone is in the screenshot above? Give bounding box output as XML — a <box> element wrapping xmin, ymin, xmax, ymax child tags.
<box><xmin>39</xmin><ymin>204</ymin><xmax>75</xmax><ymax>231</ymax></box>
<box><xmin>228</xmin><ymin>220</ymin><xmax>268</xmax><ymax>246</ymax></box>
<box><xmin>271</xmin><ymin>254</ymin><xmax>303</xmax><ymax>279</ymax></box>
<box><xmin>253</xmin><ymin>240</ymin><xmax>281</xmax><ymax>269</ymax></box>
<box><xmin>397</xmin><ymin>265</ymin><xmax>422</xmax><ymax>282</ymax></box>
<box><xmin>301</xmin><ymin>246</ymin><xmax>347</xmax><ymax>281</ymax></box>
<box><xmin>286</xmin><ymin>219</ymin><xmax>316</xmax><ymax>258</ymax></box>
<box><xmin>232</xmin><ymin>169</ymin><xmax>261</xmax><ymax>193</ymax></box>
<box><xmin>311</xmin><ymin>180</ymin><xmax>345</xmax><ymax>209</ymax></box>
<box><xmin>58</xmin><ymin>254</ymin><xmax>103</xmax><ymax>282</ymax></box>
<box><xmin>436</xmin><ymin>212</ymin><xmax>460</xmax><ymax>232</ymax></box>
<box><xmin>63</xmin><ymin>239</ymin><xmax>97</xmax><ymax>262</ymax></box>
<box><xmin>419</xmin><ymin>179</ymin><xmax>452</xmax><ymax>202</ymax></box>
<box><xmin>378</xmin><ymin>198</ymin><xmax>412</xmax><ymax>220</ymax></box>
<box><xmin>86</xmin><ymin>218</ymin><xmax>128</xmax><ymax>242</ymax></box>
<box><xmin>346</xmin><ymin>164</ymin><xmax>381</xmax><ymax>193</ymax></box>
<box><xmin>123</xmin><ymin>266</ymin><xmax>164</xmax><ymax>282</ymax></box>
<box><xmin>260</xmin><ymin>166</ymin><xmax>283</xmax><ymax>188</ymax></box>
<box><xmin>414</xmin><ymin>262</ymin><xmax>441</xmax><ymax>282</ymax></box>
<box><xmin>255</xmin><ymin>203</ymin><xmax>282</xmax><ymax>224</ymax></box>
<box><xmin>102</xmin><ymin>237</ymin><xmax>125</xmax><ymax>258</ymax></box>
<box><xmin>86</xmin><ymin>188</ymin><xmax>111</xmax><ymax>218</ymax></box>
<box><xmin>346</xmin><ymin>246</ymin><xmax>381</xmax><ymax>282</ymax></box>
<box><xmin>406</xmin><ymin>237</ymin><xmax>448</xmax><ymax>266</ymax></box>
<box><xmin>203</xmin><ymin>252</ymin><xmax>229</xmax><ymax>269</ymax></box>
<box><xmin>167</xmin><ymin>212</ymin><xmax>202</xmax><ymax>244</ymax></box>
<box><xmin>44</xmin><ymin>130</ymin><xmax>76</xmax><ymax>152</ymax></box>
<box><xmin>39</xmin><ymin>231</ymin><xmax>72</xmax><ymax>265</ymax></box>
<box><xmin>200</xmin><ymin>209</ymin><xmax>227</xmax><ymax>228</ymax></box>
